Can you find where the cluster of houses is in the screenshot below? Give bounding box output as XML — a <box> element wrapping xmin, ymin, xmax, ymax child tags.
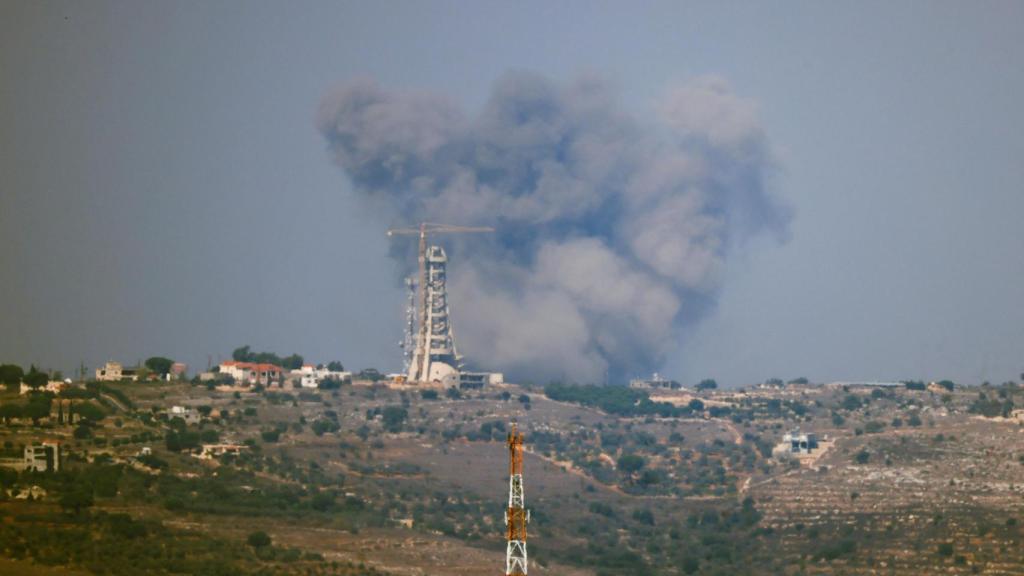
<box><xmin>200</xmin><ymin>361</ymin><xmax>351</xmax><ymax>389</ymax></box>
<box><xmin>95</xmin><ymin>361</ymin><xmax>188</xmax><ymax>382</ymax></box>
<box><xmin>93</xmin><ymin>359</ymin><xmax>351</xmax><ymax>390</ymax></box>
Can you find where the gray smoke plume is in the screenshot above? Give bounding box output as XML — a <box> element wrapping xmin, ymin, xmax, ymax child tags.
<box><xmin>318</xmin><ymin>71</ymin><xmax>789</xmax><ymax>383</ymax></box>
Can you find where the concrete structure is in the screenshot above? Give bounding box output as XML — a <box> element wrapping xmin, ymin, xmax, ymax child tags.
<box><xmin>290</xmin><ymin>364</ymin><xmax>351</xmax><ymax>388</ymax></box>
<box><xmin>0</xmin><ymin>442</ymin><xmax>60</xmax><ymax>472</ymax></box>
<box><xmin>459</xmin><ymin>371</ymin><xmax>504</xmax><ymax>389</ymax></box>
<box><xmin>169</xmin><ymin>362</ymin><xmax>188</xmax><ymax>379</ymax></box>
<box><xmin>782</xmin><ymin>429</ymin><xmax>818</xmax><ymax>454</ymax></box>
<box><xmin>387</xmin><ymin>223</ymin><xmax>493</xmax><ymax>385</ymax></box>
<box><xmin>629</xmin><ymin>372</ymin><xmax>681</xmax><ymax>390</ymax></box>
<box><xmin>95</xmin><ymin>361</ymin><xmax>139</xmax><ymax>382</ymax></box>
<box><xmin>197</xmin><ymin>444</ymin><xmax>246</xmax><ymax>459</ymax></box>
<box><xmin>218</xmin><ymin>361</ymin><xmax>283</xmax><ymax>386</ymax></box>
<box><xmin>408</xmin><ymin>245</ymin><xmax>461</xmax><ymax>385</ymax></box>
<box><xmin>20</xmin><ymin>380</ymin><xmax>69</xmax><ymax>395</ymax></box>
<box><xmin>168</xmin><ymin>405</ymin><xmax>201</xmax><ymax>425</ymax></box>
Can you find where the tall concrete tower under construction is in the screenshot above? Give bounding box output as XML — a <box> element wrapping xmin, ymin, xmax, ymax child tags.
<box><xmin>387</xmin><ymin>222</ymin><xmax>493</xmax><ymax>385</ymax></box>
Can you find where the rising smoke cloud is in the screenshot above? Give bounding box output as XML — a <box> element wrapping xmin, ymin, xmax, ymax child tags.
<box><xmin>318</xmin><ymin>71</ymin><xmax>789</xmax><ymax>383</ymax></box>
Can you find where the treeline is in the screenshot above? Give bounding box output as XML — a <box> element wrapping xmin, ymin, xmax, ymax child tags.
<box><xmin>0</xmin><ymin>363</ymin><xmax>50</xmax><ymax>390</ymax></box>
<box><xmin>544</xmin><ymin>383</ymin><xmax>701</xmax><ymax>418</ymax></box>
<box><xmin>231</xmin><ymin>345</ymin><xmax>305</xmax><ymax>370</ymax></box>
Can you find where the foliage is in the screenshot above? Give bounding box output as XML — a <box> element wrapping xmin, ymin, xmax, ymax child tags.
<box><xmin>0</xmin><ymin>363</ymin><xmax>24</xmax><ymax>390</ymax></box>
<box><xmin>969</xmin><ymin>395</ymin><xmax>1013</xmax><ymax>418</ymax></box>
<box><xmin>545</xmin><ymin>382</ymin><xmax>697</xmax><ymax>418</ymax></box>
<box><xmin>696</xmin><ymin>379</ymin><xmax>718</xmax><ymax>391</ymax></box>
<box><xmin>23</xmin><ymin>365</ymin><xmax>49</xmax><ymax>390</ymax></box>
<box><xmin>357</xmin><ymin>368</ymin><xmax>385</xmax><ymax>381</ymax></box>
<box><xmin>59</xmin><ymin>487</ymin><xmax>95</xmax><ymax>515</ymax></box>
<box><xmin>231</xmin><ymin>345</ymin><xmax>304</xmax><ymax>369</ymax></box>
<box><xmin>617</xmin><ymin>453</ymin><xmax>646</xmax><ymax>473</ymax></box>
<box><xmin>166</xmin><ymin>430</ymin><xmax>201</xmax><ymax>451</ymax></box>
<box><xmin>23</xmin><ymin>393</ymin><xmax>53</xmax><ymax>425</ymax></box>
<box><xmin>247</xmin><ymin>530</ymin><xmax>272</xmax><ymax>548</ymax></box>
<box><xmin>144</xmin><ymin>356</ymin><xmax>174</xmax><ymax>376</ymax></box>
<box><xmin>74</xmin><ymin>401</ymin><xmax>107</xmax><ymax>422</ymax></box>
<box><xmin>0</xmin><ymin>402</ymin><xmax>22</xmax><ymax>423</ymax></box>
<box><xmin>311</xmin><ymin>419</ymin><xmax>340</xmax><ymax>436</ymax></box>
<box><xmin>841</xmin><ymin>395</ymin><xmax>862</xmax><ymax>411</ymax></box>
<box><xmin>903</xmin><ymin>380</ymin><xmax>927</xmax><ymax>391</ymax></box>
<box><xmin>382</xmin><ymin>406</ymin><xmax>408</xmax><ymax>432</ymax></box>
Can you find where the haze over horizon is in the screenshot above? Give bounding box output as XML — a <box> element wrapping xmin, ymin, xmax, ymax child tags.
<box><xmin>2</xmin><ymin>1</ymin><xmax>1023</xmax><ymax>386</ymax></box>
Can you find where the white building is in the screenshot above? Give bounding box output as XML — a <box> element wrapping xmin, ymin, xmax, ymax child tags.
<box><xmin>290</xmin><ymin>364</ymin><xmax>351</xmax><ymax>388</ymax></box>
<box><xmin>218</xmin><ymin>361</ymin><xmax>284</xmax><ymax>386</ymax></box>
<box><xmin>168</xmin><ymin>405</ymin><xmax>201</xmax><ymax>425</ymax></box>
<box><xmin>0</xmin><ymin>442</ymin><xmax>60</xmax><ymax>472</ymax></box>
<box><xmin>20</xmin><ymin>380</ymin><xmax>69</xmax><ymax>395</ymax></box>
<box><xmin>197</xmin><ymin>444</ymin><xmax>246</xmax><ymax>459</ymax></box>
<box><xmin>95</xmin><ymin>361</ymin><xmax>139</xmax><ymax>382</ymax></box>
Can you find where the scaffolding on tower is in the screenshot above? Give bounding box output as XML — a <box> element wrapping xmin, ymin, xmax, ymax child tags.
<box><xmin>505</xmin><ymin>423</ymin><xmax>529</xmax><ymax>575</ymax></box>
<box><xmin>386</xmin><ymin>222</ymin><xmax>494</xmax><ymax>384</ymax></box>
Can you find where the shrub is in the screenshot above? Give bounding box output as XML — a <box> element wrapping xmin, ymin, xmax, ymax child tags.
<box><xmin>247</xmin><ymin>531</ymin><xmax>272</xmax><ymax>549</ymax></box>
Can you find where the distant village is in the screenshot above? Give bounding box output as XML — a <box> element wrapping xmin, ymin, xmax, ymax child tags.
<box><xmin>94</xmin><ymin>359</ymin><xmax>352</xmax><ymax>390</ymax></box>
<box><xmin>0</xmin><ymin>346</ymin><xmax>357</xmax><ymax>481</ymax></box>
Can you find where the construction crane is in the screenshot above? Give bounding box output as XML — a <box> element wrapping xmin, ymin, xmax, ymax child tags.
<box><xmin>386</xmin><ymin>222</ymin><xmax>494</xmax><ymax>383</ymax></box>
<box><xmin>505</xmin><ymin>423</ymin><xmax>529</xmax><ymax>575</ymax></box>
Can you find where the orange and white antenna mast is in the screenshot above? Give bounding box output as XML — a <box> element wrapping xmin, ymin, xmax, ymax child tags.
<box><xmin>505</xmin><ymin>423</ymin><xmax>529</xmax><ymax>575</ymax></box>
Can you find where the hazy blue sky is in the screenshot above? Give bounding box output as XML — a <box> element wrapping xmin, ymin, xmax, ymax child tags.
<box><xmin>2</xmin><ymin>1</ymin><xmax>1022</xmax><ymax>386</ymax></box>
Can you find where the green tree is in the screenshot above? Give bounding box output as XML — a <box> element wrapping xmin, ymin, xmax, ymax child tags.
<box><xmin>23</xmin><ymin>365</ymin><xmax>48</xmax><ymax>390</ymax></box>
<box><xmin>23</xmin><ymin>394</ymin><xmax>52</xmax><ymax>425</ymax></box>
<box><xmin>326</xmin><ymin>361</ymin><xmax>344</xmax><ymax>372</ymax></box>
<box><xmin>696</xmin><ymin>379</ymin><xmax>718</xmax><ymax>391</ymax></box>
<box><xmin>144</xmin><ymin>357</ymin><xmax>174</xmax><ymax>376</ymax></box>
<box><xmin>0</xmin><ymin>364</ymin><xmax>24</xmax><ymax>391</ymax></box>
<box><xmin>232</xmin><ymin>345</ymin><xmax>252</xmax><ymax>362</ymax></box>
<box><xmin>617</xmin><ymin>453</ymin><xmax>645</xmax><ymax>474</ymax></box>
<box><xmin>281</xmin><ymin>354</ymin><xmax>304</xmax><ymax>370</ymax></box>
<box><xmin>0</xmin><ymin>403</ymin><xmax>22</xmax><ymax>424</ymax></box>
<box><xmin>382</xmin><ymin>406</ymin><xmax>408</xmax><ymax>432</ymax></box>
<box><xmin>74</xmin><ymin>401</ymin><xmax>106</xmax><ymax>422</ymax></box>
<box><xmin>310</xmin><ymin>492</ymin><xmax>335</xmax><ymax>512</ymax></box>
<box><xmin>247</xmin><ymin>531</ymin><xmax>272</xmax><ymax>549</ymax></box>
<box><xmin>59</xmin><ymin>487</ymin><xmax>94</xmax><ymax>515</ymax></box>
